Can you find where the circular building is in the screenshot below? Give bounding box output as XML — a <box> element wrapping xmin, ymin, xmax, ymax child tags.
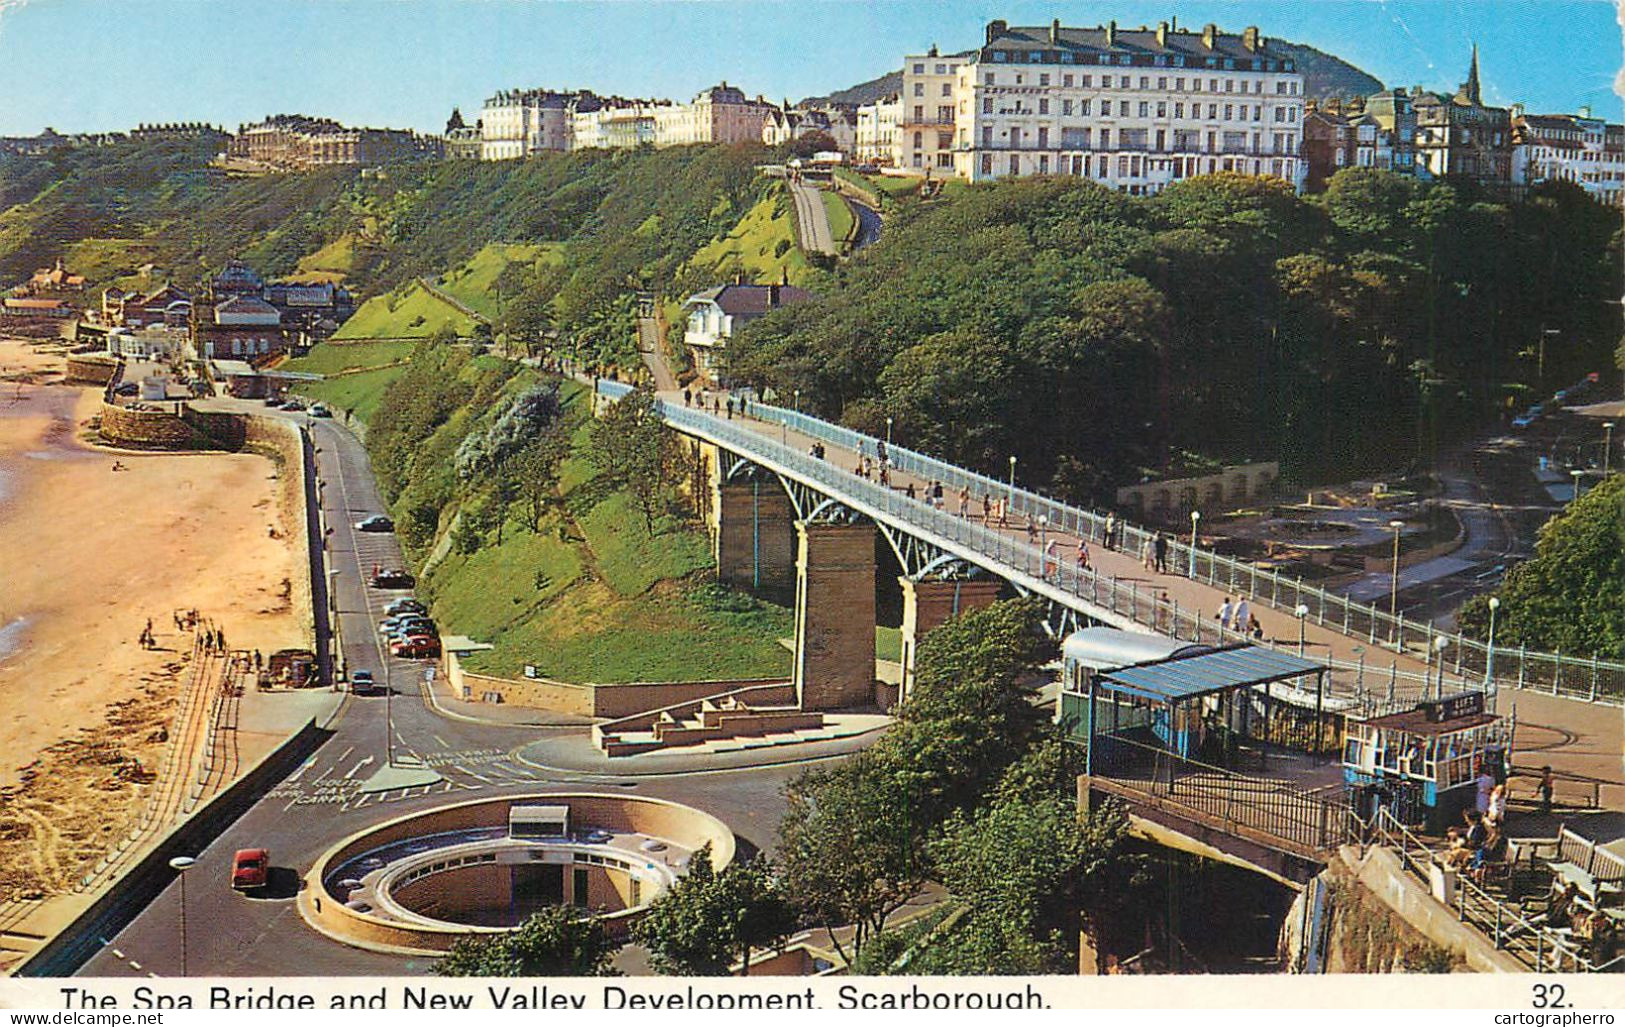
<box><xmin>298</xmin><ymin>793</ymin><xmax>734</xmax><ymax>955</ymax></box>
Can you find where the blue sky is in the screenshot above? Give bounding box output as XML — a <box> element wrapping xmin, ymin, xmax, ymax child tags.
<box><xmin>0</xmin><ymin>1</ymin><xmax>1618</xmax><ymax>136</ymax></box>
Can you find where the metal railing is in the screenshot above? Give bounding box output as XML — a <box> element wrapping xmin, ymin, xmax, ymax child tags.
<box><xmin>685</xmin><ymin>389</ymin><xmax>1623</xmax><ymax>706</ymax></box>
<box><xmin>1087</xmin><ymin>734</ymin><xmax>1351</xmax><ymax>855</ymax></box>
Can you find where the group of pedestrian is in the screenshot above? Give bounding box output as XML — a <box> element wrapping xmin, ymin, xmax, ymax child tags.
<box><xmin>1215</xmin><ymin>595</ymin><xmax>1265</xmax><ymax>639</ymax></box>
<box><xmin>1142</xmin><ymin>532</ymin><xmax>1170</xmax><ymax>574</ymax></box>
<box><xmin>1102</xmin><ymin>513</ymin><xmax>1121</xmax><ymax>551</ymax></box>
<box><xmin>807</xmin><ymin>442</ymin><xmax>827</xmax><ymax>460</ymax></box>
<box><xmin>137</xmin><ymin>617</ymin><xmax>157</xmax><ymax>650</ymax></box>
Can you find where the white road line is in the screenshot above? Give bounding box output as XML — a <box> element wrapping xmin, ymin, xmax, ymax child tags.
<box><xmin>343</xmin><ymin>756</ymin><xmax>375</xmax><ymax>780</ymax></box>
<box><xmin>286</xmin><ymin>755</ymin><xmax>318</xmax><ymax>783</ymax></box>
<box><xmin>111</xmin><ymin>949</ymin><xmax>124</xmax><ymax>959</ymax></box>
<box><xmin>129</xmin><ymin>962</ymin><xmax>141</xmax><ymax>971</ymax></box>
<box><xmin>433</xmin><ymin>735</ymin><xmax>451</xmax><ymax>748</ymax></box>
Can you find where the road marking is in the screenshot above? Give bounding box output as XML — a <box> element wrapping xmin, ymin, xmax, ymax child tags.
<box><xmin>111</xmin><ymin>949</ymin><xmax>124</xmax><ymax>959</ymax></box>
<box><xmin>286</xmin><ymin>755</ymin><xmax>318</xmax><ymax>783</ymax></box>
<box><xmin>129</xmin><ymin>962</ymin><xmax>141</xmax><ymax>971</ymax></box>
<box><xmin>433</xmin><ymin>735</ymin><xmax>451</xmax><ymax>748</ymax></box>
<box><xmin>344</xmin><ymin>756</ymin><xmax>375</xmax><ymax>780</ymax></box>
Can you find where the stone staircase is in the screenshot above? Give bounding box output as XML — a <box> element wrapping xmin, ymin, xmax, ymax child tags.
<box><xmin>593</xmin><ymin>687</ymin><xmax>824</xmax><ymax>757</ymax></box>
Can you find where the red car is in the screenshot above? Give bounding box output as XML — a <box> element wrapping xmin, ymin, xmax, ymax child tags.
<box><xmin>231</xmin><ymin>848</ymin><xmax>270</xmax><ymax>891</ymax></box>
<box><xmin>390</xmin><ymin>634</ymin><xmax>440</xmax><ymax>659</ymax></box>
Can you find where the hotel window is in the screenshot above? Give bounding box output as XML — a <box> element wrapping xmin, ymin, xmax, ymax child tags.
<box><xmin>935</xmin><ymin>63</ymin><xmax>946</xmax><ymax>74</ymax></box>
<box><xmin>981</xmin><ymin>153</ymin><xmax>993</xmax><ymax>174</ymax></box>
<box><xmin>1139</xmin><ymin>102</ymin><xmax>1149</xmax><ymax>117</ymax></box>
<box><xmin>1080</xmin><ymin>99</ymin><xmax>1091</xmax><ymax>115</ymax></box>
<box><xmin>1081</xmin><ymin>75</ymin><xmax>1091</xmax><ymax>87</ymax></box>
<box><xmin>1208</xmin><ymin>104</ymin><xmax>1218</xmax><ymax>119</ymax></box>
<box><xmin>1100</xmin><ymin>128</ymin><xmax>1111</xmax><ymax>148</ymax></box>
<box><xmin>1009</xmin><ymin>154</ymin><xmax>1020</xmax><ymax>174</ymax></box>
<box><xmin>1276</xmin><ymin>81</ymin><xmax>1287</xmax><ymax>94</ymax></box>
<box><xmin>1062</xmin><ymin>99</ymin><xmax>1073</xmax><ymax>115</ymax></box>
<box><xmin>914</xmin><ymin>105</ymin><xmax>924</xmax><ymax>121</ymax></box>
<box><xmin>1040</xmin><ymin>73</ymin><xmax>1050</xmax><ymax>86</ymax></box>
<box><xmin>1156</xmin><ymin>128</ymin><xmax>1166</xmax><ymax>150</ymax></box>
<box><xmin>1210</xmin><ymin>79</ymin><xmax>1219</xmax><ymax>91</ymax></box>
<box><xmin>1063</xmin><ymin>74</ymin><xmax>1074</xmax><ymax>87</ymax></box>
<box><xmin>982</xmin><ymin>125</ymin><xmax>993</xmax><ymax>146</ymax></box>
<box><xmin>1158</xmin><ymin>77</ymin><xmax>1167</xmax><ymax>89</ymax></box>
<box><xmin>983</xmin><ymin>98</ymin><xmax>993</xmax><ymax>114</ymax></box>
<box><xmin>1039</xmin><ymin>99</ymin><xmax>1049</xmax><ymax>115</ymax></box>
<box><xmin>1224</xmin><ymin>104</ymin><xmax>1233</xmax><ymax>120</ymax></box>
<box><xmin>941</xmin><ymin>83</ymin><xmax>952</xmax><ymax>97</ymax></box>
<box><xmin>1192</xmin><ymin>79</ymin><xmax>1201</xmax><ymax>92</ymax></box>
<box><xmin>986</xmin><ymin>72</ymin><xmax>997</xmax><ymax>84</ymax></box>
<box><xmin>1038</xmin><ymin>127</ymin><xmax>1048</xmax><ymax>147</ymax></box>
<box><xmin>1139</xmin><ymin>76</ymin><xmax>1149</xmax><ymax>89</ymax></box>
<box><xmin>913</xmin><ymin>63</ymin><xmax>925</xmax><ymax>74</ymax></box>
<box><xmin>1157</xmin><ymin>102</ymin><xmax>1166</xmax><ymax>117</ymax></box>
<box><xmin>1224</xmin><ymin>79</ymin><xmax>1234</xmax><ymax>93</ymax></box>
<box><xmin>914</xmin><ymin>84</ymin><xmax>924</xmax><ymax>96</ymax></box>
<box><xmin>913</xmin><ymin>131</ymin><xmax>922</xmax><ymax>148</ymax></box>
<box><xmin>1039</xmin><ymin>154</ymin><xmax>1049</xmax><ymax>173</ymax></box>
<box><xmin>1119</xmin><ymin>101</ymin><xmax>1129</xmax><ymax>116</ymax></box>
<box><xmin>1175</xmin><ymin>103</ymin><xmax>1184</xmax><ymax>118</ymax></box>
<box><xmin>1117</xmin><ymin>156</ymin><xmax>1129</xmax><ymax>176</ymax></box>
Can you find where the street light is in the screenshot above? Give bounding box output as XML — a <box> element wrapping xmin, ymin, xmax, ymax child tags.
<box><xmin>168</xmin><ymin>855</ymin><xmax>195</xmax><ymax>976</ymax></box>
<box><xmin>1570</xmin><ymin>468</ymin><xmax>1584</xmax><ymax>501</ymax></box>
<box><xmin>1486</xmin><ymin>596</ymin><xmax>1501</xmax><ymax>684</ymax></box>
<box><xmin>1008</xmin><ymin>455</ymin><xmax>1017</xmax><ymax>506</ymax></box>
<box><xmin>793</xmin><ymin>389</ymin><xmax>800</xmax><ymax>413</ymax></box>
<box><xmin>1387</xmin><ymin>520</ymin><xmax>1405</xmax><ymax>643</ymax></box>
<box><xmin>885</xmin><ymin>416</ymin><xmax>893</xmax><ymax>448</ymax></box>
<box><xmin>1295</xmin><ymin>604</ymin><xmax>1310</xmax><ymax>657</ymax></box>
<box><xmin>1038</xmin><ymin>514</ymin><xmax>1049</xmax><ymax>563</ymax></box>
<box><xmin>1603</xmin><ymin>422</ymin><xmax>1615</xmax><ymax>476</ymax></box>
<box><xmin>1430</xmin><ymin>635</ymin><xmax>1450</xmax><ymax>699</ymax></box>
<box><xmin>1189</xmin><ymin>509</ymin><xmax>1201</xmax><ymax>578</ymax></box>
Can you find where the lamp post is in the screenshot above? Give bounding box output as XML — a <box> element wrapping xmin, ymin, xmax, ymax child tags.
<box><xmin>1295</xmin><ymin>604</ymin><xmax>1309</xmax><ymax>657</ymax></box>
<box><xmin>1387</xmin><ymin>519</ymin><xmax>1405</xmax><ymax>644</ymax></box>
<box><xmin>1189</xmin><ymin>509</ymin><xmax>1201</xmax><ymax>579</ymax></box>
<box><xmin>1008</xmin><ymin>455</ymin><xmax>1017</xmax><ymax>506</ymax></box>
<box><xmin>1486</xmin><ymin>596</ymin><xmax>1500</xmax><ymax>685</ymax></box>
<box><xmin>1430</xmin><ymin>635</ymin><xmax>1450</xmax><ymax>699</ymax></box>
<box><xmin>1570</xmin><ymin>468</ymin><xmax>1584</xmax><ymax>502</ymax></box>
<box><xmin>1604</xmin><ymin>422</ymin><xmax>1616</xmax><ymax>476</ymax></box>
<box><xmin>1038</xmin><ymin>514</ymin><xmax>1048</xmax><ymax>574</ymax></box>
<box><xmin>793</xmin><ymin>389</ymin><xmax>800</xmax><ymax>413</ymax></box>
<box><xmin>168</xmin><ymin>855</ymin><xmax>195</xmax><ymax>976</ymax></box>
<box><xmin>885</xmin><ymin>416</ymin><xmax>893</xmax><ymax>448</ymax></box>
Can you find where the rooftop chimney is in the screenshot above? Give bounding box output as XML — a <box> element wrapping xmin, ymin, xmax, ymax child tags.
<box><xmin>1157</xmin><ymin>20</ymin><xmax>1169</xmax><ymax>46</ymax></box>
<box><xmin>1049</xmin><ymin>18</ymin><xmax>1061</xmax><ymax>44</ymax></box>
<box><xmin>1106</xmin><ymin>19</ymin><xmax>1116</xmax><ymax>46</ymax></box>
<box><xmin>986</xmin><ymin>19</ymin><xmax>1007</xmax><ymax>45</ymax></box>
<box><xmin>1243</xmin><ymin>26</ymin><xmax>1260</xmax><ymax>51</ymax></box>
<box><xmin>1202</xmin><ymin>23</ymin><xmax>1217</xmax><ymax>49</ymax></box>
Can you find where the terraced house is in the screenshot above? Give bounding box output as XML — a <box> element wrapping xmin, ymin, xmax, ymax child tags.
<box><xmin>943</xmin><ymin>19</ymin><xmax>1308</xmax><ymax>193</ymax></box>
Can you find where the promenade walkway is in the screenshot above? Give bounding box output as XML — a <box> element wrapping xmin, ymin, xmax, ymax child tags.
<box><xmin>644</xmin><ymin>385</ymin><xmax>1624</xmax><ymax>799</ymax></box>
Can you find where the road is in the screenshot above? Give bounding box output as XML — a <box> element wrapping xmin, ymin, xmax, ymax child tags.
<box><xmin>850</xmin><ymin>197</ymin><xmax>882</xmax><ymax>251</ymax></box>
<box><xmin>635</xmin><ymin>316</ymin><xmax>677</xmax><ymax>392</ymax></box>
<box><xmin>76</xmin><ymin>409</ymin><xmax>814</xmax><ymax>977</ymax></box>
<box><xmin>787</xmin><ymin>178</ymin><xmax>837</xmax><ymax>257</ymax></box>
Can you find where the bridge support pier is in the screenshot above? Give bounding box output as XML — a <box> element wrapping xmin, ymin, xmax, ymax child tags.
<box><xmin>793</xmin><ymin>521</ymin><xmax>877</xmax><ymax>711</ymax></box>
<box><xmin>898</xmin><ymin>576</ymin><xmax>1004</xmax><ymax>703</ymax></box>
<box><xmin>711</xmin><ymin>480</ymin><xmax>795</xmax><ymax>593</ymax></box>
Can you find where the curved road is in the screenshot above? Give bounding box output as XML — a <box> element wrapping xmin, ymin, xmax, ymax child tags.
<box><xmin>73</xmin><ymin>410</ymin><xmax>834</xmax><ymax>977</ymax></box>
<box><xmin>787</xmin><ymin>178</ymin><xmax>837</xmax><ymax>257</ymax></box>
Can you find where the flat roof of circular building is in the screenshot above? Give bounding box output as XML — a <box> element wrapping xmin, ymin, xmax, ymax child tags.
<box><xmin>299</xmin><ymin>792</ymin><xmax>735</xmax><ymax>955</ymax></box>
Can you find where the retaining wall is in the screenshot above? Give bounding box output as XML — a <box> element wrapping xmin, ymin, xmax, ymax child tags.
<box><xmin>13</xmin><ymin>718</ymin><xmax>333</xmax><ymax>978</ymax></box>
<box><xmin>446</xmin><ymin>651</ymin><xmax>793</xmax><ymax>720</ymax></box>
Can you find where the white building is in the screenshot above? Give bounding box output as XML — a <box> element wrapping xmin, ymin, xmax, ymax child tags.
<box><xmin>762</xmin><ymin>106</ymin><xmax>857</xmax><ymax>153</ymax></box>
<box><xmin>855</xmin><ymin>96</ymin><xmax>901</xmax><ymax>165</ymax></box>
<box><xmin>655</xmin><ymin>83</ymin><xmax>775</xmax><ymax>146</ymax></box>
<box><xmin>945</xmin><ymin>19</ymin><xmax>1307</xmax><ymax>193</ymax></box>
<box><xmin>572</xmin><ymin>100</ymin><xmax>665</xmax><ymax>150</ymax></box>
<box><xmin>899</xmin><ymin>49</ymin><xmax>968</xmax><ymax>173</ymax></box>
<box><xmin>1513</xmin><ymin>110</ymin><xmax>1625</xmax><ymax>208</ymax></box>
<box><xmin>480</xmin><ymin>89</ymin><xmax>599</xmax><ymax>159</ymax></box>
<box><xmin>681</xmin><ymin>280</ymin><xmax>812</xmax><ymax>378</ymax></box>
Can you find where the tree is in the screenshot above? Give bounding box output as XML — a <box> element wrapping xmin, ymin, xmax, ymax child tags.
<box><xmin>433</xmin><ymin>906</ymin><xmax>616</xmax><ymax>977</ymax></box>
<box><xmin>510</xmin><ymin>424</ymin><xmax>571</xmax><ymax>532</ymax></box>
<box><xmin>634</xmin><ymin>847</ymin><xmax>798</xmax><ymax>976</ymax></box>
<box><xmin>776</xmin><ymin>748</ymin><xmax>931</xmax><ymax>965</ymax></box>
<box><xmin>1458</xmin><ymin>473</ymin><xmax>1624</xmax><ymax>659</ymax></box>
<box><xmin>587</xmin><ymin>387</ymin><xmax>675</xmax><ymax>533</ymax></box>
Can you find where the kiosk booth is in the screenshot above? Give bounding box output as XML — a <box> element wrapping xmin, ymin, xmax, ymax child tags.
<box><xmin>1342</xmin><ymin>691</ymin><xmax>1511</xmax><ymax>833</ymax></box>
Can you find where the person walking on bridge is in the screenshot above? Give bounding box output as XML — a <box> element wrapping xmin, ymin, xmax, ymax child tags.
<box><xmin>981</xmin><ymin>493</ymin><xmax>992</xmax><ymax>523</ymax></box>
<box><xmin>1217</xmin><ymin>596</ymin><xmax>1234</xmax><ymax>631</ymax></box>
<box><xmin>1154</xmin><ymin>532</ymin><xmax>1169</xmax><ymax>574</ymax></box>
<box><xmin>958</xmin><ymin>485</ymin><xmax>971</xmax><ymax>518</ymax></box>
<box><xmin>683</xmin><ymin>387</ymin><xmax>691</xmax><ymax>407</ymax></box>
<box><xmin>1232</xmin><ymin>598</ymin><xmax>1251</xmax><ymax>638</ymax></box>
<box><xmin>1104</xmin><ymin>513</ymin><xmax>1118</xmax><ymax>551</ymax></box>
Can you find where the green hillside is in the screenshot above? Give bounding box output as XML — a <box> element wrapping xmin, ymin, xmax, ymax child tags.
<box><xmin>435</xmin><ymin>242</ymin><xmax>562</xmax><ymax>321</ymax></box>
<box><xmin>333</xmin><ymin>282</ymin><xmax>478</xmax><ymax>339</ymax></box>
<box><xmin>682</xmin><ymin>185</ymin><xmax>809</xmax><ymax>285</ymax></box>
<box><xmin>352</xmin><ymin>341</ymin><xmax>789</xmax><ymax>684</ymax></box>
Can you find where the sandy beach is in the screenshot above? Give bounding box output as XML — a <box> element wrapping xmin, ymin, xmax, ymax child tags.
<box><xmin>0</xmin><ymin>336</ymin><xmax>305</xmax><ymax>900</ymax></box>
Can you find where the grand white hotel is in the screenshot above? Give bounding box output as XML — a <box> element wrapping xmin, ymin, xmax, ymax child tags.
<box><xmin>902</xmin><ymin>19</ymin><xmax>1308</xmax><ymax>194</ymax></box>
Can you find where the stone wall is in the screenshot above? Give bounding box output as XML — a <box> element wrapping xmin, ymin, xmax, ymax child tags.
<box><xmin>447</xmin><ymin>651</ymin><xmax>794</xmax><ymax>720</ymax></box>
<box><xmin>244</xmin><ymin>417</ymin><xmax>315</xmax><ymax>650</ymax></box>
<box><xmin>98</xmin><ymin>402</ymin><xmax>201</xmax><ymax>448</ymax></box>
<box><xmin>65</xmin><ymin>355</ymin><xmax>117</xmax><ymax>386</ymax></box>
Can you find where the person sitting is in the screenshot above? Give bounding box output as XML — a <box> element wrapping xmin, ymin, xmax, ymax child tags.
<box><xmin>1582</xmin><ymin>910</ymin><xmax>1617</xmax><ymax>967</ymax></box>
<box><xmin>1545</xmin><ymin>881</ymin><xmax>1581</xmax><ymax>928</ymax></box>
<box><xmin>1470</xmin><ymin>824</ymin><xmax>1507</xmax><ymax>882</ymax></box>
<box><xmin>1439</xmin><ymin>827</ymin><xmax>1474</xmax><ymax>870</ymax></box>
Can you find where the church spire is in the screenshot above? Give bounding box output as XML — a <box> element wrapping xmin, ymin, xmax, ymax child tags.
<box><xmin>1460</xmin><ymin>43</ymin><xmax>1482</xmax><ymax>106</ymax></box>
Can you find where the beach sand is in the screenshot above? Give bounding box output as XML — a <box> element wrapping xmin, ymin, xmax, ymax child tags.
<box><xmin>0</xmin><ymin>337</ymin><xmax>305</xmax><ymax>900</ymax></box>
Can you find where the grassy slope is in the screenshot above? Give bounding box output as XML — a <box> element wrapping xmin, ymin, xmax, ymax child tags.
<box><xmin>295</xmin><ymin>365</ymin><xmax>406</xmax><ymax>423</ymax></box>
<box><xmin>453</xmin><ymin>410</ymin><xmax>790</xmax><ymax>682</ymax></box>
<box><xmin>821</xmin><ymin>190</ymin><xmax>856</xmax><ymax>248</ymax></box>
<box><xmin>435</xmin><ymin>242</ymin><xmax>561</xmax><ymax>321</ymax></box>
<box><xmin>684</xmin><ymin>186</ymin><xmax>809</xmax><ymax>283</ymax></box>
<box><xmin>334</xmin><ymin>282</ymin><xmax>476</xmax><ymax>339</ymax></box>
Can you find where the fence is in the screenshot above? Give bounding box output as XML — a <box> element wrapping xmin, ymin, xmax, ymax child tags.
<box><xmin>600</xmin><ymin>381</ymin><xmax>1497</xmax><ymax>714</ymax></box>
<box><xmin>1087</xmin><ymin>734</ymin><xmax>1352</xmax><ymax>856</ymax></box>
<box><xmin>660</xmin><ymin>386</ymin><xmax>1624</xmax><ymax>706</ymax></box>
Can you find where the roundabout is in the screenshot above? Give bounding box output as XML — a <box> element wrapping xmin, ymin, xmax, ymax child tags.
<box><xmin>298</xmin><ymin>793</ymin><xmax>735</xmax><ymax>956</ymax></box>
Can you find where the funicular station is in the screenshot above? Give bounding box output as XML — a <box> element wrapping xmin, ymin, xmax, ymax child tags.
<box><xmin>1061</xmin><ymin>627</ymin><xmax>1355</xmax><ymax>885</ymax></box>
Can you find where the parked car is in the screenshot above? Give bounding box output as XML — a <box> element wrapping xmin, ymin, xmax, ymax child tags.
<box><xmin>355</xmin><ymin>515</ymin><xmax>394</xmax><ymax>533</ymax></box>
<box><xmin>308</xmin><ymin>403</ymin><xmax>332</xmax><ymax>418</ymax></box>
<box><xmin>379</xmin><ymin>616</ymin><xmax>435</xmax><ymax>637</ymax></box>
<box><xmin>370</xmin><ymin>568</ymin><xmax>414</xmax><ymax>589</ymax></box>
<box><xmin>113</xmin><ymin>382</ymin><xmax>138</xmax><ymax>397</ymax></box>
<box><xmin>350</xmin><ymin>669</ymin><xmax>376</xmax><ymax>694</ymax></box>
<box><xmin>390</xmin><ymin>634</ymin><xmax>440</xmax><ymax>659</ymax></box>
<box><xmin>262</xmin><ymin>395</ymin><xmax>282</xmax><ymax>406</ymax></box>
<box><xmin>231</xmin><ymin>848</ymin><xmax>270</xmax><ymax>891</ymax></box>
<box><xmin>279</xmin><ymin>399</ymin><xmax>303</xmax><ymax>411</ymax></box>
<box><xmin>383</xmin><ymin>598</ymin><xmax>425</xmax><ymax>617</ymax></box>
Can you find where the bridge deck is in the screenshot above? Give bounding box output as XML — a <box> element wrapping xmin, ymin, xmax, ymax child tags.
<box><xmin>626</xmin><ymin>384</ymin><xmax>1624</xmax><ymax>797</ymax></box>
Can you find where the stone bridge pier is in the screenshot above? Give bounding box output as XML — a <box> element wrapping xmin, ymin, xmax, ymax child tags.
<box><xmin>793</xmin><ymin>521</ymin><xmax>877</xmax><ymax>711</ymax></box>
<box><xmin>711</xmin><ymin>478</ymin><xmax>796</xmax><ymax>593</ymax></box>
<box><xmin>898</xmin><ymin>576</ymin><xmax>1004</xmax><ymax>702</ymax></box>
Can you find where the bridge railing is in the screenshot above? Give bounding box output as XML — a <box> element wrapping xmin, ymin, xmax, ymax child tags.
<box><xmin>641</xmin><ymin>390</ymin><xmax>1471</xmax><ymax>712</ymax></box>
<box><xmin>713</xmin><ymin>392</ymin><xmax>1624</xmax><ymax>706</ymax></box>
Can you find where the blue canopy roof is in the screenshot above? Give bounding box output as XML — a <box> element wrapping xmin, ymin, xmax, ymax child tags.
<box><xmin>1098</xmin><ymin>645</ymin><xmax>1325</xmax><ymax>704</ymax></box>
